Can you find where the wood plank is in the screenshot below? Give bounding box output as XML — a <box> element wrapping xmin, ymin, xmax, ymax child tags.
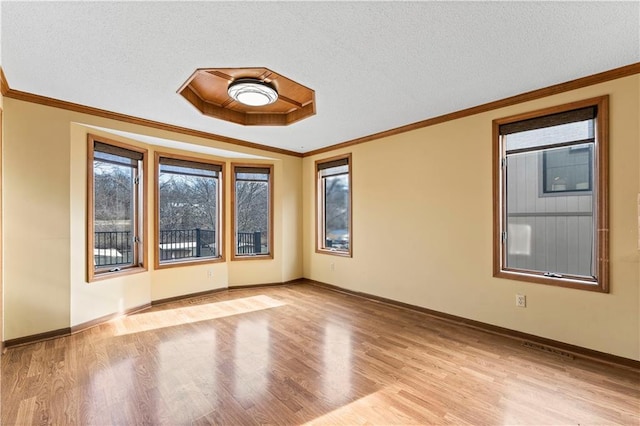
<box><xmin>1</xmin><ymin>284</ymin><xmax>638</xmax><ymax>425</ymax></box>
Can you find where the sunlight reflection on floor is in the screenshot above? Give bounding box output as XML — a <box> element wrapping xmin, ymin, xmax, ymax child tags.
<box><xmin>323</xmin><ymin>322</ymin><xmax>352</xmax><ymax>405</ymax></box>
<box><xmin>114</xmin><ymin>295</ymin><xmax>285</xmax><ymax>336</ymax></box>
<box><xmin>303</xmin><ymin>388</ymin><xmax>427</xmax><ymax>425</ymax></box>
<box><xmin>233</xmin><ymin>318</ymin><xmax>271</xmax><ymax>403</ymax></box>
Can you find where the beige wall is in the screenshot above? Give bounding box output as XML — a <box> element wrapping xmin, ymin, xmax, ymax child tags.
<box><xmin>303</xmin><ymin>74</ymin><xmax>640</xmax><ymax>361</ymax></box>
<box><xmin>2</xmin><ymin>73</ymin><xmax>638</xmax><ymax>361</ymax></box>
<box><xmin>3</xmin><ymin>98</ymin><xmax>302</xmax><ymax>340</ymax></box>
<box><xmin>4</xmin><ymin>100</ymin><xmax>72</xmax><ymax>339</ymax></box>
<box><xmin>1</xmin><ymin>94</ymin><xmax>4</xmax><ymax>348</ymax></box>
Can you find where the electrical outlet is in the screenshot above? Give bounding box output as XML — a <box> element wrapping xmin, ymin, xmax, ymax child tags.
<box><xmin>516</xmin><ymin>294</ymin><xmax>526</xmax><ymax>308</ymax></box>
<box><xmin>207</xmin><ymin>269</ymin><xmax>214</xmax><ymax>279</ymax></box>
<box><xmin>330</xmin><ymin>262</ymin><xmax>335</xmax><ymax>271</ymax></box>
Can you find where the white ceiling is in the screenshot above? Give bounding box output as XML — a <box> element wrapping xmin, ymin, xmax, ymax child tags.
<box><xmin>1</xmin><ymin>1</ymin><xmax>639</xmax><ymax>154</ymax></box>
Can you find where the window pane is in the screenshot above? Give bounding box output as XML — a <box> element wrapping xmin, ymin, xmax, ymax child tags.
<box><xmin>236</xmin><ymin>172</ymin><xmax>268</xmax><ymax>181</ymax></box>
<box><xmin>235</xmin><ymin>178</ymin><xmax>269</xmax><ymax>255</ymax></box>
<box><xmin>505</xmin><ymin>150</ymin><xmax>594</xmax><ymax>277</ymax></box>
<box><xmin>158</xmin><ymin>162</ymin><xmax>218</xmax><ymax>263</ymax></box>
<box><xmin>505</xmin><ymin>120</ymin><xmax>593</xmax><ymax>152</ymax></box>
<box><xmin>93</xmin><ymin>159</ymin><xmax>135</xmax><ymax>269</ymax></box>
<box><xmin>324</xmin><ymin>174</ymin><xmax>350</xmax><ymax>250</ymax></box>
<box><xmin>543</xmin><ymin>144</ymin><xmax>592</xmax><ymax>193</ymax></box>
<box><xmin>94</xmin><ymin>151</ymin><xmax>139</xmax><ymax>167</ymax></box>
<box><xmin>159</xmin><ymin>163</ymin><xmax>218</xmax><ymax>178</ymax></box>
<box><xmin>321</xmin><ymin>164</ymin><xmax>348</xmax><ymax>177</ymax></box>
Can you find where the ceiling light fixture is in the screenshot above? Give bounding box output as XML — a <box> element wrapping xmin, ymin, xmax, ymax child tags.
<box><xmin>227</xmin><ymin>78</ymin><xmax>278</xmax><ymax>107</ymax></box>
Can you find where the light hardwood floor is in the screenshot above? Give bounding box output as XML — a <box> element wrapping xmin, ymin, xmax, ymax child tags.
<box><xmin>2</xmin><ymin>283</ymin><xmax>639</xmax><ymax>425</ymax></box>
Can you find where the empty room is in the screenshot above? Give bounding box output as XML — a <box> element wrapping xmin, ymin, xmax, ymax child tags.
<box><xmin>0</xmin><ymin>1</ymin><xmax>639</xmax><ymax>424</ymax></box>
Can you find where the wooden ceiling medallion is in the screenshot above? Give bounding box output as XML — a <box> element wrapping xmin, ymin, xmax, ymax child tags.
<box><xmin>178</xmin><ymin>67</ymin><xmax>316</xmax><ymax>126</ymax></box>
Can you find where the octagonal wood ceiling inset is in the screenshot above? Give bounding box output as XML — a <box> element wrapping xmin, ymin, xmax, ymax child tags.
<box><xmin>178</xmin><ymin>67</ymin><xmax>316</xmax><ymax>126</ymax></box>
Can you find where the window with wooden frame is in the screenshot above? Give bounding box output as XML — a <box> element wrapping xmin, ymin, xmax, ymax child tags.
<box><xmin>87</xmin><ymin>136</ymin><xmax>147</xmax><ymax>281</ymax></box>
<box><xmin>316</xmin><ymin>154</ymin><xmax>352</xmax><ymax>256</ymax></box>
<box><xmin>231</xmin><ymin>164</ymin><xmax>273</xmax><ymax>260</ymax></box>
<box><xmin>155</xmin><ymin>153</ymin><xmax>224</xmax><ymax>268</ymax></box>
<box><xmin>493</xmin><ymin>96</ymin><xmax>609</xmax><ymax>292</ymax></box>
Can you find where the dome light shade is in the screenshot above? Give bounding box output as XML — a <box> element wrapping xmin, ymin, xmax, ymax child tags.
<box><xmin>228</xmin><ymin>78</ymin><xmax>278</xmax><ymax>106</ymax></box>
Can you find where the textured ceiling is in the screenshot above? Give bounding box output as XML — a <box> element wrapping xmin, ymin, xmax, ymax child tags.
<box><xmin>1</xmin><ymin>1</ymin><xmax>639</xmax><ymax>154</ymax></box>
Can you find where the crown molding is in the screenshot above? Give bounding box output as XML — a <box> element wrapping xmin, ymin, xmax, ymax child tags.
<box><xmin>0</xmin><ymin>67</ymin><xmax>302</xmax><ymax>158</ymax></box>
<box><xmin>0</xmin><ymin>68</ymin><xmax>9</xmax><ymax>97</ymax></box>
<box><xmin>2</xmin><ymin>63</ymin><xmax>639</xmax><ymax>159</ymax></box>
<box><xmin>303</xmin><ymin>62</ymin><xmax>640</xmax><ymax>157</ymax></box>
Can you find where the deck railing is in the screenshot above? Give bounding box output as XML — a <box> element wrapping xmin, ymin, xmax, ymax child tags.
<box><xmin>94</xmin><ymin>229</ymin><xmax>265</xmax><ymax>266</ymax></box>
<box><xmin>158</xmin><ymin>229</ymin><xmax>216</xmax><ymax>261</ymax></box>
<box><xmin>94</xmin><ymin>231</ymin><xmax>132</xmax><ymax>267</ymax></box>
<box><xmin>237</xmin><ymin>231</ymin><xmax>263</xmax><ymax>254</ymax></box>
